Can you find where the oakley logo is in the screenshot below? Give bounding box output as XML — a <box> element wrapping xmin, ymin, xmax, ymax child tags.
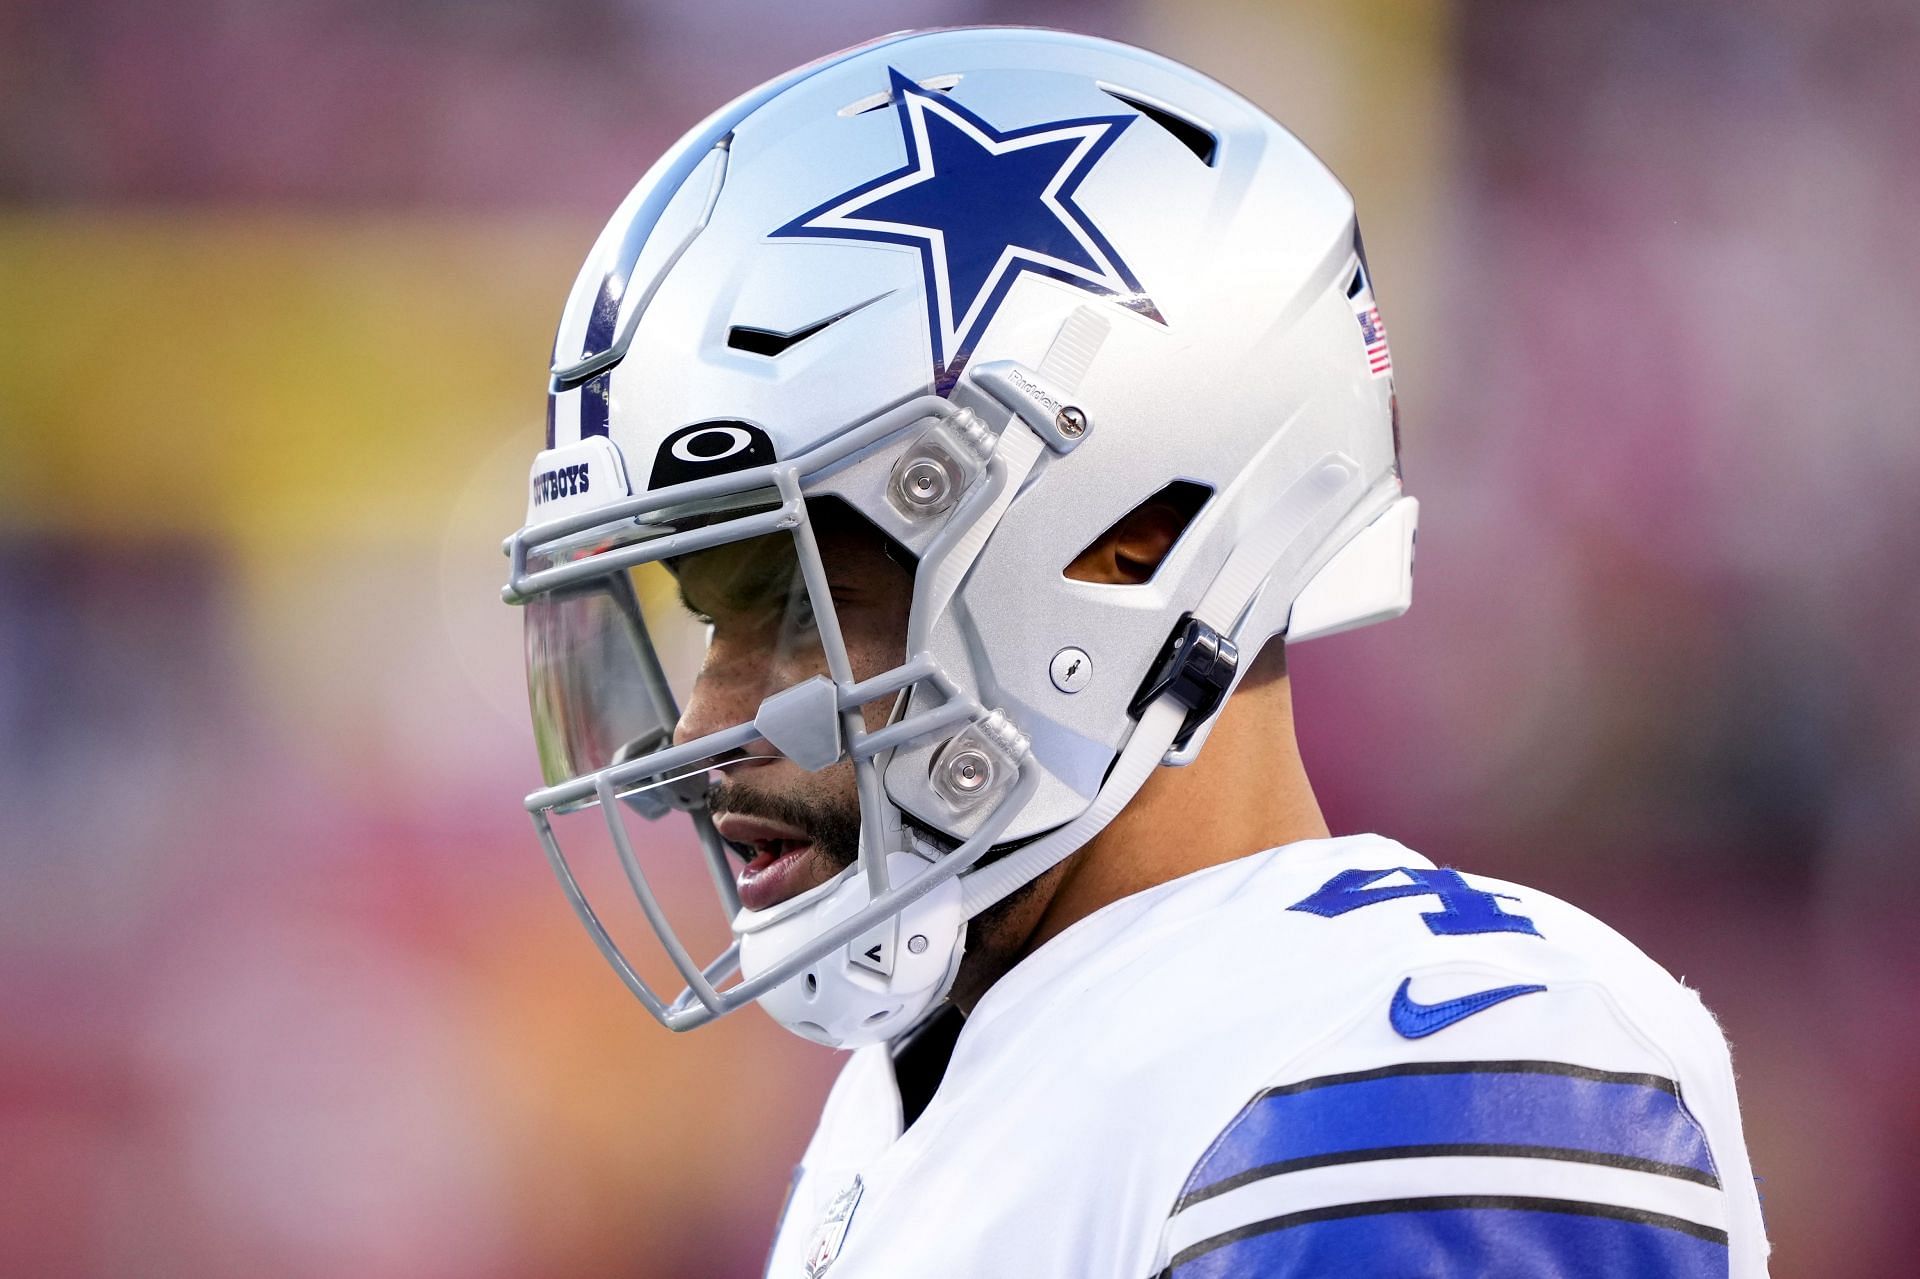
<box><xmin>649</xmin><ymin>419</ymin><xmax>776</xmax><ymax>490</ymax></box>
<box><xmin>670</xmin><ymin>424</ymin><xmax>754</xmax><ymax>463</ymax></box>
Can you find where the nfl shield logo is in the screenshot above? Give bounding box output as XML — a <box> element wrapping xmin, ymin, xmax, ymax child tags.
<box><xmin>803</xmin><ymin>1175</ymin><xmax>864</xmax><ymax>1277</ymax></box>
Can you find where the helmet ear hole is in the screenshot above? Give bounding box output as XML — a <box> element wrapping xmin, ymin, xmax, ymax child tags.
<box><xmin>1063</xmin><ymin>481</ymin><xmax>1212</xmax><ymax>585</ymax></box>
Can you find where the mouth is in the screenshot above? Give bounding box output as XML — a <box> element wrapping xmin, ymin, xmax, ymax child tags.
<box><xmin>715</xmin><ymin>812</ymin><xmax>832</xmax><ymax>912</ymax></box>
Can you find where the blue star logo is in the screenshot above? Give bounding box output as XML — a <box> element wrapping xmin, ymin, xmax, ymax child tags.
<box><xmin>772</xmin><ymin>69</ymin><xmax>1159</xmax><ymax>393</ymax></box>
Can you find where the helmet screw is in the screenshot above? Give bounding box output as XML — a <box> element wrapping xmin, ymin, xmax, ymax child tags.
<box><xmin>907</xmin><ymin>934</ymin><xmax>928</xmax><ymax>955</ymax></box>
<box><xmin>941</xmin><ymin>747</ymin><xmax>993</xmax><ymax>795</ymax></box>
<box><xmin>1054</xmin><ymin>405</ymin><xmax>1088</xmax><ymax>438</ymax></box>
<box><xmin>896</xmin><ymin>456</ymin><xmax>953</xmax><ymax>511</ymax></box>
<box><xmin>1050</xmin><ymin>646</ymin><xmax>1092</xmax><ymax>693</ymax></box>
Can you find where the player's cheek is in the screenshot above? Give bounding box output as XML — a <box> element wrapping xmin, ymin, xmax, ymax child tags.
<box><xmin>837</xmin><ymin>607</ymin><xmax>911</xmax><ymax>715</ymax></box>
<box><xmin>674</xmin><ymin>628</ymin><xmax>777</xmax><ymax>743</ymax></box>
<box><xmin>769</xmin><ymin>625</ymin><xmax>832</xmax><ymax>687</ymax></box>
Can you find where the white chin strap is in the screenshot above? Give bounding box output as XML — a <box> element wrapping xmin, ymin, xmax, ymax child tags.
<box><xmin>958</xmin><ymin>697</ymin><xmax>1188</xmax><ymax>918</ymax></box>
<box><xmin>741</xmin><ymin>454</ymin><xmax>1368</xmax><ymax>1049</ymax></box>
<box><xmin>959</xmin><ymin>453</ymin><xmax>1368</xmax><ymax>920</ymax></box>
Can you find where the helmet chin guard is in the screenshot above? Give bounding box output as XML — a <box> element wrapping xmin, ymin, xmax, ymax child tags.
<box><xmin>504</xmin><ymin>28</ymin><xmax>1417</xmax><ymax>1047</ymax></box>
<box><xmin>739</xmin><ymin>852</ymin><xmax>967</xmax><ymax>1048</ymax></box>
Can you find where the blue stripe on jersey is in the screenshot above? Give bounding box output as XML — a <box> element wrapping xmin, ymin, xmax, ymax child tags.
<box><xmin>1180</xmin><ymin>1061</ymin><xmax>1718</xmax><ymax>1206</ymax></box>
<box><xmin>1168</xmin><ymin>1198</ymin><xmax>1730</xmax><ymax>1279</ymax></box>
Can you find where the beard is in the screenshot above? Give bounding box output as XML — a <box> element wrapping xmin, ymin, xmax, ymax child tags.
<box><xmin>706</xmin><ymin>768</ymin><xmax>1072</xmax><ymax>1010</ymax></box>
<box><xmin>706</xmin><ymin>770</ymin><xmax>1055</xmax><ymax>883</ymax></box>
<box><xmin>706</xmin><ymin>773</ymin><xmax>863</xmax><ymax>869</ymax></box>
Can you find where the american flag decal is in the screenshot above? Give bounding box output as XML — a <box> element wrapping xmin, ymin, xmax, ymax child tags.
<box><xmin>1356</xmin><ymin>303</ymin><xmax>1392</xmax><ymax>378</ymax></box>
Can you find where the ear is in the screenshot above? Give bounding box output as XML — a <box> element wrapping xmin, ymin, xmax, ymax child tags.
<box><xmin>1064</xmin><ymin>499</ymin><xmax>1190</xmax><ymax>585</ymax></box>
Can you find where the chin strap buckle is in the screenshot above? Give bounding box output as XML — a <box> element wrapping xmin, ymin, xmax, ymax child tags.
<box><xmin>1129</xmin><ymin>615</ymin><xmax>1240</xmax><ymax>750</ymax></box>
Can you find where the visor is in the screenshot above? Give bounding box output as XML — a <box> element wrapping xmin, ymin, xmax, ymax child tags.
<box><xmin>524</xmin><ymin>490</ymin><xmax>805</xmax><ymax>802</ymax></box>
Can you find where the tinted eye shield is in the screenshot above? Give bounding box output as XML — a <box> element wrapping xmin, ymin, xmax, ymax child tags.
<box><xmin>499</xmin><ymin>395</ymin><xmax>1040</xmax><ymax>1029</ymax></box>
<box><xmin>505</xmin><ymin>394</ymin><xmax>986</xmax><ymax>807</ymax></box>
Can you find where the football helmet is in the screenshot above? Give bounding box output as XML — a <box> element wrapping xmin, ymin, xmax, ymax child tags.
<box><xmin>502</xmin><ymin>27</ymin><xmax>1416</xmax><ymax>1048</ymax></box>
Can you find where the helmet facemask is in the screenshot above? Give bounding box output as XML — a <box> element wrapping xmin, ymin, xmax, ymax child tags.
<box><xmin>505</xmin><ymin>395</ymin><xmax>1044</xmax><ymax>1046</ymax></box>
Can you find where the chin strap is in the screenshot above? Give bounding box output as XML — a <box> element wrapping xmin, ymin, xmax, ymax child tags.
<box><xmin>959</xmin><ymin>696</ymin><xmax>1187</xmax><ymax>917</ymax></box>
<box><xmin>958</xmin><ymin>454</ymin><xmax>1367</xmax><ymax>919</ymax></box>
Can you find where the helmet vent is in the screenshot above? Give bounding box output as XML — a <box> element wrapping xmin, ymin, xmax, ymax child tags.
<box><xmin>841</xmin><ymin>74</ymin><xmax>963</xmax><ymax>117</ymax></box>
<box><xmin>726</xmin><ymin>292</ymin><xmax>893</xmax><ymax>357</ymax></box>
<box><xmin>1097</xmin><ymin>85</ymin><xmax>1217</xmax><ymax>166</ymax></box>
<box><xmin>727</xmin><ymin>316</ymin><xmax>836</xmax><ymax>357</ymax></box>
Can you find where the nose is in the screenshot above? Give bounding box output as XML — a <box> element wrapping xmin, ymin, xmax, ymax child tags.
<box><xmin>671</xmin><ymin>632</ymin><xmax>772</xmax><ymax>749</ymax></box>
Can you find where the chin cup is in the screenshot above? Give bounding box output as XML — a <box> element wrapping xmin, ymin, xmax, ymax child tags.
<box><xmin>736</xmin><ymin>851</ymin><xmax>966</xmax><ymax>1048</ymax></box>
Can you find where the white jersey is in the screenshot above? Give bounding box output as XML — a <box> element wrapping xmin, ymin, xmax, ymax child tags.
<box><xmin>764</xmin><ymin>834</ymin><xmax>1770</xmax><ymax>1277</ymax></box>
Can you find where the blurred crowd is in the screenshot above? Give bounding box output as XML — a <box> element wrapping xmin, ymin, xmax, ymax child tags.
<box><xmin>2</xmin><ymin>0</ymin><xmax>1915</xmax><ymax>1274</ymax></box>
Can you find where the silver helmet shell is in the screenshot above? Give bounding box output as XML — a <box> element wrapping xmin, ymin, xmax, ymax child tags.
<box><xmin>506</xmin><ymin>27</ymin><xmax>1415</xmax><ymax>1047</ymax></box>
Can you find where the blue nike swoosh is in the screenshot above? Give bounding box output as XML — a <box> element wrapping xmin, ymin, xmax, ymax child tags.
<box><xmin>1389</xmin><ymin>977</ymin><xmax>1548</xmax><ymax>1039</ymax></box>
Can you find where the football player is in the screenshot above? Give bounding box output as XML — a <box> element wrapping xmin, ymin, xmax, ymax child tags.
<box><xmin>501</xmin><ymin>27</ymin><xmax>1770</xmax><ymax>1277</ymax></box>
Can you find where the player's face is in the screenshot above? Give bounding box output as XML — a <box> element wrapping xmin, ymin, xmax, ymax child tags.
<box><xmin>669</xmin><ymin>507</ymin><xmax>912</xmax><ymax>912</ymax></box>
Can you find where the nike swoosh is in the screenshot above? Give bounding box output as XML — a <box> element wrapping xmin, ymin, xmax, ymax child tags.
<box><xmin>1389</xmin><ymin>977</ymin><xmax>1547</xmax><ymax>1039</ymax></box>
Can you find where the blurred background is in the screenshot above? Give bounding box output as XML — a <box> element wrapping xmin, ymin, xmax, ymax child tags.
<box><xmin>2</xmin><ymin>0</ymin><xmax>1915</xmax><ymax>1274</ymax></box>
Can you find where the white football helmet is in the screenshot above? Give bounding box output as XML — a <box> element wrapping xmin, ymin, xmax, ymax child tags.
<box><xmin>502</xmin><ymin>27</ymin><xmax>1415</xmax><ymax>1048</ymax></box>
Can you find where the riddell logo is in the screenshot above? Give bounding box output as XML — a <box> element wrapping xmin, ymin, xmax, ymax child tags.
<box><xmin>532</xmin><ymin>461</ymin><xmax>590</xmax><ymax>505</ymax></box>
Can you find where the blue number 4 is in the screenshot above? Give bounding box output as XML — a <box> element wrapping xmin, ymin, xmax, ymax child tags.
<box><xmin>1288</xmin><ymin>867</ymin><xmax>1540</xmax><ymax>937</ymax></box>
